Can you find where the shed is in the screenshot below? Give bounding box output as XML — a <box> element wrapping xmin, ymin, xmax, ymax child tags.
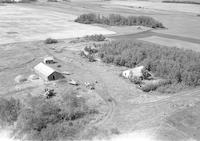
<box><xmin>122</xmin><ymin>66</ymin><xmax>146</xmax><ymax>79</ymax></box>
<box><xmin>34</xmin><ymin>63</ymin><xmax>63</xmax><ymax>81</ymax></box>
<box><xmin>43</xmin><ymin>56</ymin><xmax>55</xmax><ymax>64</ymax></box>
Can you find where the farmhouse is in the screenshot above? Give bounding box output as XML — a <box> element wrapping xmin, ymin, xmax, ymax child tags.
<box><xmin>122</xmin><ymin>66</ymin><xmax>150</xmax><ymax>79</ymax></box>
<box><xmin>34</xmin><ymin>63</ymin><xmax>63</xmax><ymax>81</ymax></box>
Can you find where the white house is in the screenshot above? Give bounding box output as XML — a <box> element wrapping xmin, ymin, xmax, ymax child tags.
<box><xmin>122</xmin><ymin>66</ymin><xmax>145</xmax><ymax>79</ymax></box>
<box><xmin>34</xmin><ymin>63</ymin><xmax>63</xmax><ymax>81</ymax></box>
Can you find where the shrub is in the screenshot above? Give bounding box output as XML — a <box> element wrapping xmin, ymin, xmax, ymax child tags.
<box><xmin>45</xmin><ymin>38</ymin><xmax>58</xmax><ymax>44</ymax></box>
<box><xmin>75</xmin><ymin>13</ymin><xmax>165</xmax><ymax>28</ymax></box>
<box><xmin>0</xmin><ymin>97</ymin><xmax>21</xmax><ymax>126</ymax></box>
<box><xmin>88</xmin><ymin>54</ymin><xmax>96</xmax><ymax>62</ymax></box>
<box><xmin>84</xmin><ymin>46</ymin><xmax>98</xmax><ymax>54</ymax></box>
<box><xmin>140</xmin><ymin>83</ymin><xmax>158</xmax><ymax>92</ymax></box>
<box><xmin>84</xmin><ymin>34</ymin><xmax>106</xmax><ymax>42</ymax></box>
<box><xmin>129</xmin><ymin>76</ymin><xmax>142</xmax><ymax>84</ymax></box>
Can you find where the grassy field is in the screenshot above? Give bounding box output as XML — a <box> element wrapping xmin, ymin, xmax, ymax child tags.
<box><xmin>139</xmin><ymin>36</ymin><xmax>200</xmax><ymax>52</ymax></box>
<box><xmin>0</xmin><ymin>4</ymin><xmax>114</xmax><ymax>44</ymax></box>
<box><xmin>110</xmin><ymin>1</ymin><xmax>200</xmax><ymax>13</ymax></box>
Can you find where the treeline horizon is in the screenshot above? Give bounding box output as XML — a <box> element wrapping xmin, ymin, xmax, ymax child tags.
<box><xmin>75</xmin><ymin>13</ymin><xmax>165</xmax><ymax>29</ymax></box>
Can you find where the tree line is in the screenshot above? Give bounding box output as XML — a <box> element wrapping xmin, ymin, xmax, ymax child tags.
<box><xmin>75</xmin><ymin>13</ymin><xmax>165</xmax><ymax>28</ymax></box>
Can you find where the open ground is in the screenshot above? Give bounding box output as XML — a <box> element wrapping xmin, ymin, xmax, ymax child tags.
<box><xmin>1</xmin><ymin>0</ymin><xmax>200</xmax><ymax>140</ymax></box>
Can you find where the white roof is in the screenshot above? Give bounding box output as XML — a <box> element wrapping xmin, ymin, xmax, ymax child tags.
<box><xmin>124</xmin><ymin>66</ymin><xmax>144</xmax><ymax>76</ymax></box>
<box><xmin>34</xmin><ymin>63</ymin><xmax>55</xmax><ymax>77</ymax></box>
<box><xmin>44</xmin><ymin>56</ymin><xmax>54</xmax><ymax>61</ymax></box>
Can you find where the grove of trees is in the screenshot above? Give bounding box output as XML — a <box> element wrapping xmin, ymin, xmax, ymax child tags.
<box><xmin>75</xmin><ymin>13</ymin><xmax>165</xmax><ymax>28</ymax></box>
<box><xmin>0</xmin><ymin>90</ymin><xmax>98</xmax><ymax>140</ymax></box>
<box><xmin>98</xmin><ymin>40</ymin><xmax>200</xmax><ymax>88</ymax></box>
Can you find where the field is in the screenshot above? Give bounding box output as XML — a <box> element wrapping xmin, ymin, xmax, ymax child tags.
<box><xmin>139</xmin><ymin>36</ymin><xmax>200</xmax><ymax>52</ymax></box>
<box><xmin>1</xmin><ymin>0</ymin><xmax>200</xmax><ymax>141</ymax></box>
<box><xmin>0</xmin><ymin>4</ymin><xmax>114</xmax><ymax>44</ymax></box>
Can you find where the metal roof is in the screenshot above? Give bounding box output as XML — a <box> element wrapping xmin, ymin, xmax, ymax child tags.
<box><xmin>34</xmin><ymin>62</ymin><xmax>55</xmax><ymax>77</ymax></box>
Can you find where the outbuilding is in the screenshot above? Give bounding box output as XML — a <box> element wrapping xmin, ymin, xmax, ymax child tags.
<box><xmin>43</xmin><ymin>56</ymin><xmax>55</xmax><ymax>64</ymax></box>
<box><xmin>122</xmin><ymin>66</ymin><xmax>150</xmax><ymax>79</ymax></box>
<box><xmin>34</xmin><ymin>63</ymin><xmax>63</xmax><ymax>81</ymax></box>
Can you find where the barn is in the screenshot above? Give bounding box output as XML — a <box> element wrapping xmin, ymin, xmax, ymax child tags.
<box><xmin>34</xmin><ymin>63</ymin><xmax>63</xmax><ymax>81</ymax></box>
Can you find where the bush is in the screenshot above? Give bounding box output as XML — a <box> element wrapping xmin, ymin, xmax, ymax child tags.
<box><xmin>75</xmin><ymin>13</ymin><xmax>165</xmax><ymax>28</ymax></box>
<box><xmin>140</xmin><ymin>83</ymin><xmax>158</xmax><ymax>92</ymax></box>
<box><xmin>45</xmin><ymin>38</ymin><xmax>58</xmax><ymax>44</ymax></box>
<box><xmin>0</xmin><ymin>97</ymin><xmax>21</xmax><ymax>126</ymax></box>
<box><xmin>129</xmin><ymin>76</ymin><xmax>142</xmax><ymax>84</ymax></box>
<box><xmin>84</xmin><ymin>46</ymin><xmax>98</xmax><ymax>54</ymax></box>
<box><xmin>84</xmin><ymin>34</ymin><xmax>106</xmax><ymax>42</ymax></box>
<box><xmin>88</xmin><ymin>54</ymin><xmax>96</xmax><ymax>62</ymax></box>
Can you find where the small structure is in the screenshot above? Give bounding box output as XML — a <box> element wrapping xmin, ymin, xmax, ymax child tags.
<box><xmin>122</xmin><ymin>66</ymin><xmax>150</xmax><ymax>79</ymax></box>
<box><xmin>43</xmin><ymin>56</ymin><xmax>55</xmax><ymax>64</ymax></box>
<box><xmin>34</xmin><ymin>63</ymin><xmax>63</xmax><ymax>81</ymax></box>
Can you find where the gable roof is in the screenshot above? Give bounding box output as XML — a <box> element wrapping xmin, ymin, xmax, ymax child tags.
<box><xmin>34</xmin><ymin>62</ymin><xmax>55</xmax><ymax>77</ymax></box>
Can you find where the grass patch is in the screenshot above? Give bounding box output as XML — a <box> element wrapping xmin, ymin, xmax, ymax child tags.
<box><xmin>75</xmin><ymin>13</ymin><xmax>165</xmax><ymax>29</ymax></box>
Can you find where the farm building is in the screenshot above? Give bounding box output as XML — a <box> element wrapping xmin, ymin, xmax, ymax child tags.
<box><xmin>122</xmin><ymin>66</ymin><xmax>151</xmax><ymax>79</ymax></box>
<box><xmin>34</xmin><ymin>63</ymin><xmax>63</xmax><ymax>81</ymax></box>
<box><xmin>43</xmin><ymin>56</ymin><xmax>55</xmax><ymax>64</ymax></box>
